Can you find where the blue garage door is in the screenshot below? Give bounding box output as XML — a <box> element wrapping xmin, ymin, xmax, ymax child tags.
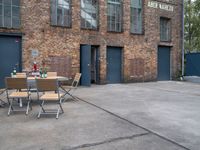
<box><xmin>0</xmin><ymin>35</ymin><xmax>22</xmax><ymax>88</ymax></box>
<box><xmin>107</xmin><ymin>47</ymin><xmax>122</xmax><ymax>83</ymax></box>
<box><xmin>157</xmin><ymin>46</ymin><xmax>170</xmax><ymax>80</ymax></box>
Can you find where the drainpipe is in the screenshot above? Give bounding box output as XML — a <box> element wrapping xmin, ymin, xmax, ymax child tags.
<box><xmin>181</xmin><ymin>0</ymin><xmax>185</xmax><ymax>77</ymax></box>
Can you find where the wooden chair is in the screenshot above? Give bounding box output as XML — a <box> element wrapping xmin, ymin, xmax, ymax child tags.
<box><xmin>5</xmin><ymin>77</ymin><xmax>31</xmax><ymax>116</ymax></box>
<box><xmin>36</xmin><ymin>78</ymin><xmax>64</xmax><ymax>119</ymax></box>
<box><xmin>61</xmin><ymin>73</ymin><xmax>81</xmax><ymax>101</ymax></box>
<box><xmin>47</xmin><ymin>72</ymin><xmax>57</xmax><ymax>77</ymax></box>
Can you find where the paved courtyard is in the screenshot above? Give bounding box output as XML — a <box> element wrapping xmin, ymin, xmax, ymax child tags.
<box><xmin>0</xmin><ymin>81</ymin><xmax>200</xmax><ymax>150</ymax></box>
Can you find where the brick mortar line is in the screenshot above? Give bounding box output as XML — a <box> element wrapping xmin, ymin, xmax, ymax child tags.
<box><xmin>76</xmin><ymin>96</ymin><xmax>191</xmax><ymax>150</ymax></box>
<box><xmin>63</xmin><ymin>132</ymin><xmax>149</xmax><ymax>150</ymax></box>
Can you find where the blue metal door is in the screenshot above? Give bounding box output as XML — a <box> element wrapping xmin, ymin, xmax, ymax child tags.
<box><xmin>157</xmin><ymin>46</ymin><xmax>170</xmax><ymax>80</ymax></box>
<box><xmin>185</xmin><ymin>53</ymin><xmax>200</xmax><ymax>76</ymax></box>
<box><xmin>107</xmin><ymin>47</ymin><xmax>122</xmax><ymax>83</ymax></box>
<box><xmin>0</xmin><ymin>35</ymin><xmax>21</xmax><ymax>88</ymax></box>
<box><xmin>80</xmin><ymin>45</ymin><xmax>91</xmax><ymax>86</ymax></box>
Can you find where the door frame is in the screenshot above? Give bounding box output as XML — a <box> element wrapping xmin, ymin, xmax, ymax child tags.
<box><xmin>106</xmin><ymin>46</ymin><xmax>124</xmax><ymax>83</ymax></box>
<box><xmin>157</xmin><ymin>45</ymin><xmax>172</xmax><ymax>80</ymax></box>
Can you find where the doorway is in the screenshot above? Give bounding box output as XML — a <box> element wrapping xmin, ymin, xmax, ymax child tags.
<box><xmin>106</xmin><ymin>47</ymin><xmax>122</xmax><ymax>84</ymax></box>
<box><xmin>157</xmin><ymin>46</ymin><xmax>171</xmax><ymax>80</ymax></box>
<box><xmin>80</xmin><ymin>45</ymin><xmax>100</xmax><ymax>86</ymax></box>
<box><xmin>0</xmin><ymin>35</ymin><xmax>22</xmax><ymax>88</ymax></box>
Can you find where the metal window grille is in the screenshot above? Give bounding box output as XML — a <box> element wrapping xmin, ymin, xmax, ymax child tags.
<box><xmin>51</xmin><ymin>0</ymin><xmax>72</xmax><ymax>27</ymax></box>
<box><xmin>0</xmin><ymin>0</ymin><xmax>20</xmax><ymax>28</ymax></box>
<box><xmin>130</xmin><ymin>0</ymin><xmax>142</xmax><ymax>34</ymax></box>
<box><xmin>160</xmin><ymin>17</ymin><xmax>171</xmax><ymax>41</ymax></box>
<box><xmin>81</xmin><ymin>0</ymin><xmax>98</xmax><ymax>30</ymax></box>
<box><xmin>107</xmin><ymin>0</ymin><xmax>123</xmax><ymax>32</ymax></box>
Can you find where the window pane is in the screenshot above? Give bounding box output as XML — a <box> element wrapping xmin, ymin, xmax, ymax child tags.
<box><xmin>131</xmin><ymin>0</ymin><xmax>141</xmax><ymax>8</ymax></box>
<box><xmin>12</xmin><ymin>6</ymin><xmax>20</xmax><ymax>17</ymax></box>
<box><xmin>81</xmin><ymin>0</ymin><xmax>98</xmax><ymax>29</ymax></box>
<box><xmin>160</xmin><ymin>18</ymin><xmax>171</xmax><ymax>41</ymax></box>
<box><xmin>0</xmin><ymin>0</ymin><xmax>20</xmax><ymax>28</ymax></box>
<box><xmin>4</xmin><ymin>0</ymin><xmax>11</xmax><ymax>5</ymax></box>
<box><xmin>12</xmin><ymin>16</ymin><xmax>20</xmax><ymax>28</ymax></box>
<box><xmin>107</xmin><ymin>0</ymin><xmax>122</xmax><ymax>32</ymax></box>
<box><xmin>4</xmin><ymin>5</ymin><xmax>11</xmax><ymax>17</ymax></box>
<box><xmin>0</xmin><ymin>4</ymin><xmax>2</xmax><ymax>16</ymax></box>
<box><xmin>0</xmin><ymin>15</ymin><xmax>2</xmax><ymax>27</ymax></box>
<box><xmin>57</xmin><ymin>7</ymin><xmax>63</xmax><ymax>26</ymax></box>
<box><xmin>130</xmin><ymin>0</ymin><xmax>142</xmax><ymax>34</ymax></box>
<box><xmin>4</xmin><ymin>16</ymin><xmax>11</xmax><ymax>27</ymax></box>
<box><xmin>12</xmin><ymin>0</ymin><xmax>20</xmax><ymax>6</ymax></box>
<box><xmin>51</xmin><ymin>0</ymin><xmax>57</xmax><ymax>25</ymax></box>
<box><xmin>51</xmin><ymin>0</ymin><xmax>71</xmax><ymax>27</ymax></box>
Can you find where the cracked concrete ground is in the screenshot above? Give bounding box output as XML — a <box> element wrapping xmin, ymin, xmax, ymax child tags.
<box><xmin>0</xmin><ymin>81</ymin><xmax>199</xmax><ymax>150</ymax></box>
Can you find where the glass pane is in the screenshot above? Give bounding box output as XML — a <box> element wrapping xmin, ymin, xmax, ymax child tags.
<box><xmin>81</xmin><ymin>0</ymin><xmax>97</xmax><ymax>29</ymax></box>
<box><xmin>4</xmin><ymin>16</ymin><xmax>11</xmax><ymax>27</ymax></box>
<box><xmin>4</xmin><ymin>0</ymin><xmax>11</xmax><ymax>5</ymax></box>
<box><xmin>0</xmin><ymin>0</ymin><xmax>2</xmax><ymax>4</ymax></box>
<box><xmin>131</xmin><ymin>0</ymin><xmax>141</xmax><ymax>8</ymax></box>
<box><xmin>51</xmin><ymin>0</ymin><xmax>57</xmax><ymax>25</ymax></box>
<box><xmin>12</xmin><ymin>0</ymin><xmax>20</xmax><ymax>6</ymax></box>
<box><xmin>0</xmin><ymin>4</ymin><xmax>2</xmax><ymax>16</ymax></box>
<box><xmin>12</xmin><ymin>6</ymin><xmax>20</xmax><ymax>17</ymax></box>
<box><xmin>0</xmin><ymin>15</ymin><xmax>2</xmax><ymax>27</ymax></box>
<box><xmin>12</xmin><ymin>16</ymin><xmax>20</xmax><ymax>28</ymax></box>
<box><xmin>4</xmin><ymin>5</ymin><xmax>11</xmax><ymax>17</ymax></box>
<box><xmin>57</xmin><ymin>7</ymin><xmax>63</xmax><ymax>26</ymax></box>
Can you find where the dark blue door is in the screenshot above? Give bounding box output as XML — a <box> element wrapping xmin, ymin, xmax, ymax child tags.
<box><xmin>0</xmin><ymin>35</ymin><xmax>21</xmax><ymax>88</ymax></box>
<box><xmin>107</xmin><ymin>47</ymin><xmax>122</xmax><ymax>83</ymax></box>
<box><xmin>157</xmin><ymin>46</ymin><xmax>170</xmax><ymax>80</ymax></box>
<box><xmin>80</xmin><ymin>45</ymin><xmax>91</xmax><ymax>86</ymax></box>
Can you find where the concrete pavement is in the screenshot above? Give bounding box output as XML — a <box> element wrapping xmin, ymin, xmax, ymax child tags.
<box><xmin>0</xmin><ymin>81</ymin><xmax>199</xmax><ymax>150</ymax></box>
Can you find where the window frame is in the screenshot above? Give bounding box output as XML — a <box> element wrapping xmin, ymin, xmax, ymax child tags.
<box><xmin>0</xmin><ymin>0</ymin><xmax>21</xmax><ymax>29</ymax></box>
<box><xmin>50</xmin><ymin>0</ymin><xmax>72</xmax><ymax>28</ymax></box>
<box><xmin>80</xmin><ymin>0</ymin><xmax>99</xmax><ymax>30</ymax></box>
<box><xmin>130</xmin><ymin>0</ymin><xmax>143</xmax><ymax>35</ymax></box>
<box><xmin>160</xmin><ymin>17</ymin><xmax>171</xmax><ymax>42</ymax></box>
<box><xmin>107</xmin><ymin>0</ymin><xmax>123</xmax><ymax>33</ymax></box>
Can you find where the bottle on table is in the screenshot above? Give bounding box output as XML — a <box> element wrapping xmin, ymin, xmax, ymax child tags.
<box><xmin>13</xmin><ymin>68</ymin><xmax>16</xmax><ymax>77</ymax></box>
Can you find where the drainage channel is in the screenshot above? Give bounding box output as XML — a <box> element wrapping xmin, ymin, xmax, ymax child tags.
<box><xmin>75</xmin><ymin>96</ymin><xmax>191</xmax><ymax>150</ymax></box>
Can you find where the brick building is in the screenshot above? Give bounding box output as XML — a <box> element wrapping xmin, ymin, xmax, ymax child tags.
<box><xmin>0</xmin><ymin>0</ymin><xmax>183</xmax><ymax>87</ymax></box>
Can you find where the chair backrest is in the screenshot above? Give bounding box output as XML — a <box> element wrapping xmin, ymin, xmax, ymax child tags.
<box><xmin>36</xmin><ymin>78</ymin><xmax>58</xmax><ymax>92</ymax></box>
<box><xmin>71</xmin><ymin>73</ymin><xmax>81</xmax><ymax>88</ymax></box>
<box><xmin>47</xmin><ymin>72</ymin><xmax>57</xmax><ymax>77</ymax></box>
<box><xmin>5</xmin><ymin>77</ymin><xmax>28</xmax><ymax>90</ymax></box>
<box><xmin>16</xmin><ymin>72</ymin><xmax>27</xmax><ymax>78</ymax></box>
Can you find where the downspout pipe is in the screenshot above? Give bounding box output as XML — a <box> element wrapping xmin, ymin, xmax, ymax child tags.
<box><xmin>181</xmin><ymin>0</ymin><xmax>185</xmax><ymax>77</ymax></box>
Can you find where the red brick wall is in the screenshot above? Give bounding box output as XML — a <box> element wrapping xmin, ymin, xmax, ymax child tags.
<box><xmin>0</xmin><ymin>0</ymin><xmax>183</xmax><ymax>83</ymax></box>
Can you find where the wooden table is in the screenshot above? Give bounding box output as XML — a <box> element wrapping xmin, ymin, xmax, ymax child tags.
<box><xmin>27</xmin><ymin>76</ymin><xmax>69</xmax><ymax>89</ymax></box>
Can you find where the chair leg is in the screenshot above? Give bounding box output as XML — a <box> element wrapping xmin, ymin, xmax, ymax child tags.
<box><xmin>8</xmin><ymin>99</ymin><xmax>13</xmax><ymax>116</ymax></box>
<box><xmin>56</xmin><ymin>108</ymin><xmax>60</xmax><ymax>119</ymax></box>
<box><xmin>59</xmin><ymin>103</ymin><xmax>64</xmax><ymax>113</ymax></box>
<box><xmin>26</xmin><ymin>100</ymin><xmax>30</xmax><ymax>115</ymax></box>
<box><xmin>38</xmin><ymin>101</ymin><xmax>44</xmax><ymax>119</ymax></box>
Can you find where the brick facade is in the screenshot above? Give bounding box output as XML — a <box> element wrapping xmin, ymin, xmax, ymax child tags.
<box><xmin>0</xmin><ymin>0</ymin><xmax>183</xmax><ymax>84</ymax></box>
